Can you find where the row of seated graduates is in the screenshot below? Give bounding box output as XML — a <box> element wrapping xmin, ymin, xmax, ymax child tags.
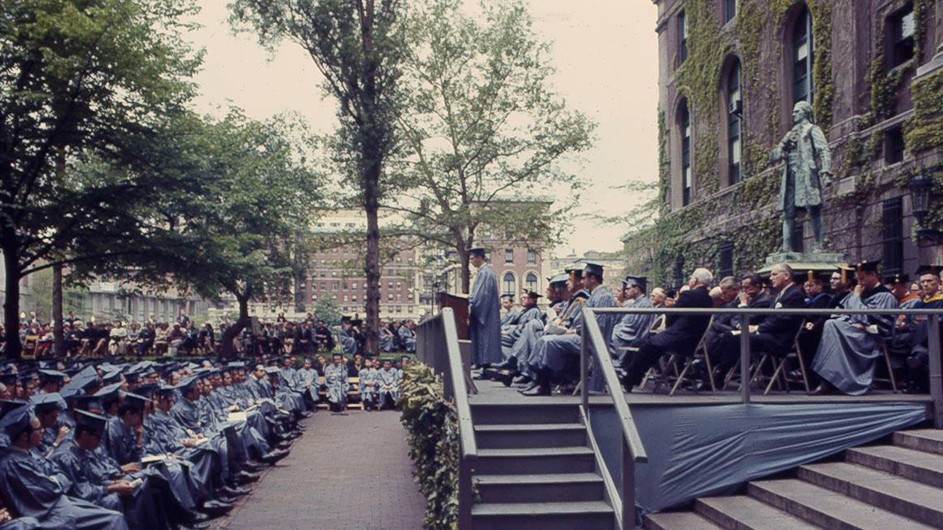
<box><xmin>0</xmin><ymin>353</ymin><xmax>310</xmax><ymax>530</ymax></box>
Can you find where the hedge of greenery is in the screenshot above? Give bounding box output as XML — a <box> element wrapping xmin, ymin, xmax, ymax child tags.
<box><xmin>399</xmin><ymin>361</ymin><xmax>459</xmax><ymax>530</ymax></box>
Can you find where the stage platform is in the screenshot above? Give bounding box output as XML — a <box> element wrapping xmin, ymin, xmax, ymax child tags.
<box><xmin>468</xmin><ymin>380</ymin><xmax>934</xmax><ymax>513</ymax></box>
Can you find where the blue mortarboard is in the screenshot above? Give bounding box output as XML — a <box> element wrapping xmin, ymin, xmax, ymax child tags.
<box><xmin>564</xmin><ymin>264</ymin><xmax>583</xmax><ymax>278</ymax></box>
<box><xmin>0</xmin><ymin>400</ymin><xmax>29</xmax><ymax>419</ymax></box>
<box><xmin>500</xmin><ymin>293</ymin><xmax>514</xmax><ymax>301</ymax></box>
<box><xmin>549</xmin><ymin>274</ymin><xmax>568</xmax><ymax>285</ymax></box>
<box><xmin>134</xmin><ymin>383</ymin><xmax>160</xmax><ymax>398</ymax></box>
<box><xmin>72</xmin><ymin>395</ymin><xmax>104</xmax><ymax>412</ymax></box>
<box><xmin>101</xmin><ymin>370</ymin><xmax>122</xmax><ymax>385</ymax></box>
<box><xmin>264</xmin><ymin>366</ymin><xmax>280</xmax><ymax>375</ymax></box>
<box><xmin>0</xmin><ymin>406</ymin><xmax>33</xmax><ymax>438</ymax></box>
<box><xmin>625</xmin><ymin>276</ymin><xmax>647</xmax><ymax>290</ymax></box>
<box><xmin>74</xmin><ymin>410</ymin><xmax>108</xmax><ymax>433</ymax></box>
<box><xmin>156</xmin><ymin>384</ymin><xmax>177</xmax><ymax>397</ymax></box>
<box><xmin>468</xmin><ymin>247</ymin><xmax>487</xmax><ymax>258</ymax></box>
<box><xmin>60</xmin><ymin>366</ymin><xmax>99</xmax><ymax>399</ymax></box>
<box><xmin>30</xmin><ymin>392</ymin><xmax>66</xmax><ymax>412</ymax></box>
<box><xmin>94</xmin><ymin>382</ymin><xmax>124</xmax><ymax>404</ymax></box>
<box><xmin>583</xmin><ymin>262</ymin><xmax>604</xmax><ymax>279</ymax></box>
<box><xmin>175</xmin><ymin>376</ymin><xmax>197</xmax><ymax>392</ymax></box>
<box><xmin>121</xmin><ymin>392</ymin><xmax>148</xmax><ymax>410</ymax></box>
<box><xmin>226</xmin><ymin>362</ymin><xmax>245</xmax><ymax>370</ymax></box>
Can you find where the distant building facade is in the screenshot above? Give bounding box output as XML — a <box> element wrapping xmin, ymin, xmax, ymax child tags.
<box><xmin>625</xmin><ymin>0</ymin><xmax>943</xmax><ymax>285</ymax></box>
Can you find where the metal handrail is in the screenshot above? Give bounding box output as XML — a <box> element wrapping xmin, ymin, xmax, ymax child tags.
<box><xmin>581</xmin><ymin>308</ymin><xmax>647</xmax><ymax>530</ymax></box>
<box><xmin>586</xmin><ymin>305</ymin><xmax>943</xmax><ymax>426</ymax></box>
<box><xmin>416</xmin><ymin>308</ymin><xmax>476</xmax><ymax>529</ymax></box>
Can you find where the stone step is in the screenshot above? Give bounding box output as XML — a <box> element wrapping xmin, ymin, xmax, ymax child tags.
<box><xmin>695</xmin><ymin>495</ymin><xmax>821</xmax><ymax>529</ymax></box>
<box><xmin>476</xmin><ymin>472</ymin><xmax>604</xmax><ymax>503</ymax></box>
<box><xmin>798</xmin><ymin>461</ymin><xmax>943</xmax><ymax>527</ymax></box>
<box><xmin>474</xmin><ymin>422</ymin><xmax>586</xmax><ymax>449</ymax></box>
<box><xmin>643</xmin><ymin>511</ymin><xmax>725</xmax><ymax>530</ymax></box>
<box><xmin>846</xmin><ymin>444</ymin><xmax>943</xmax><ymax>488</ymax></box>
<box><xmin>471</xmin><ymin>402</ymin><xmax>581</xmax><ymax>425</ymax></box>
<box><xmin>475</xmin><ymin>446</ymin><xmax>596</xmax><ymax>475</ymax></box>
<box><xmin>748</xmin><ymin>477</ymin><xmax>934</xmax><ymax>530</ymax></box>
<box><xmin>894</xmin><ymin>429</ymin><xmax>943</xmax><ymax>456</ymax></box>
<box><xmin>471</xmin><ymin>501</ymin><xmax>614</xmax><ymax>530</ymax></box>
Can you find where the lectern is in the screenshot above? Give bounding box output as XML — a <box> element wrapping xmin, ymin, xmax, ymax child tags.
<box><xmin>437</xmin><ymin>292</ymin><xmax>469</xmax><ymax>340</ymax></box>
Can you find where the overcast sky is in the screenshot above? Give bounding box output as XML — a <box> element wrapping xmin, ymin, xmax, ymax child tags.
<box><xmin>187</xmin><ymin>1</ymin><xmax>659</xmax><ymax>257</ymax></box>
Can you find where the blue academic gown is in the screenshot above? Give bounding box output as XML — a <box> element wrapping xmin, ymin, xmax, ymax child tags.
<box><xmin>469</xmin><ymin>263</ymin><xmax>502</xmax><ymax>365</ymax></box>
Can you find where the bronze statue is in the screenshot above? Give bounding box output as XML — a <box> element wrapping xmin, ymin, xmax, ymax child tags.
<box><xmin>770</xmin><ymin>101</ymin><xmax>832</xmax><ymax>253</ymax></box>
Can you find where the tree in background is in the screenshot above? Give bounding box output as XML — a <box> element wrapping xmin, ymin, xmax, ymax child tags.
<box><xmin>312</xmin><ymin>295</ymin><xmax>343</xmax><ymax>327</ymax></box>
<box><xmin>0</xmin><ymin>0</ymin><xmax>201</xmax><ymax>356</ymax></box>
<box><xmin>230</xmin><ymin>0</ymin><xmax>406</xmax><ymax>355</ymax></box>
<box><xmin>390</xmin><ymin>0</ymin><xmax>595</xmax><ymax>292</ymax></box>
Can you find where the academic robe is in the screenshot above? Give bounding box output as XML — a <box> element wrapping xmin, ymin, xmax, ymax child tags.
<box><xmin>812</xmin><ymin>284</ymin><xmax>898</xmax><ymax>395</ymax></box>
<box><xmin>376</xmin><ymin>368</ymin><xmax>400</xmax><ymax>405</ymax></box>
<box><xmin>611</xmin><ymin>296</ymin><xmax>656</xmax><ymax>359</ymax></box>
<box><xmin>501</xmin><ymin>305</ymin><xmax>543</xmax><ymax>358</ymax></box>
<box><xmin>324</xmin><ymin>364</ymin><xmax>348</xmax><ymax>405</ymax></box>
<box><xmin>469</xmin><ymin>263</ymin><xmax>502</xmax><ymax>366</ymax></box>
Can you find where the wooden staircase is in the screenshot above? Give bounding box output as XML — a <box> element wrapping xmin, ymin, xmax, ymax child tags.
<box><xmin>645</xmin><ymin>429</ymin><xmax>943</xmax><ymax>529</ymax></box>
<box><xmin>469</xmin><ymin>401</ymin><xmax>616</xmax><ymax>530</ymax></box>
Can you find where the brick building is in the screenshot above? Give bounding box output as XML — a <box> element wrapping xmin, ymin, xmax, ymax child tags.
<box><xmin>624</xmin><ymin>0</ymin><xmax>943</xmax><ymax>285</ymax></box>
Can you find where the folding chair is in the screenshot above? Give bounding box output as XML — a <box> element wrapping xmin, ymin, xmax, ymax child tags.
<box><xmin>668</xmin><ymin>317</ymin><xmax>716</xmax><ymax>396</ymax></box>
<box><xmin>873</xmin><ymin>336</ymin><xmax>899</xmax><ymax>393</ymax></box>
<box><xmin>761</xmin><ymin>325</ymin><xmax>811</xmax><ymax>395</ymax></box>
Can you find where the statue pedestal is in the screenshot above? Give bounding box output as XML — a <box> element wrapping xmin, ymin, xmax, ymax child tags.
<box><xmin>758</xmin><ymin>251</ymin><xmax>847</xmax><ymax>275</ymax></box>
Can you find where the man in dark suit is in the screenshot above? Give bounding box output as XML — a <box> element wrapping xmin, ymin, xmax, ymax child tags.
<box><xmin>713</xmin><ymin>263</ymin><xmax>807</xmax><ymax>379</ymax></box>
<box><xmin>620</xmin><ymin>267</ymin><xmax>715</xmax><ymax>391</ymax></box>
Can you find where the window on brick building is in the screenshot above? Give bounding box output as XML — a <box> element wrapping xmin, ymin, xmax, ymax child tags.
<box><xmin>726</xmin><ymin>60</ymin><xmax>743</xmax><ymax>185</ymax></box>
<box><xmin>502</xmin><ymin>272</ymin><xmax>516</xmax><ymax>296</ymax></box>
<box><xmin>678</xmin><ymin>11</ymin><xmax>688</xmax><ymax>65</ymax></box>
<box><xmin>885</xmin><ymin>127</ymin><xmax>905</xmax><ymax>164</ymax></box>
<box><xmin>526</xmin><ymin>248</ymin><xmax>536</xmax><ymax>264</ymax></box>
<box><xmin>679</xmin><ymin>100</ymin><xmax>693</xmax><ymax>205</ymax></box>
<box><xmin>882</xmin><ymin>197</ymin><xmax>904</xmax><ymax>275</ymax></box>
<box><xmin>724</xmin><ymin>0</ymin><xmax>737</xmax><ymax>23</ymax></box>
<box><xmin>890</xmin><ymin>6</ymin><xmax>915</xmax><ymax>67</ymax></box>
<box><xmin>792</xmin><ymin>6</ymin><xmax>814</xmax><ymax>104</ymax></box>
<box><xmin>718</xmin><ymin>242</ymin><xmax>734</xmax><ymax>278</ymax></box>
<box><xmin>504</xmin><ymin>248</ymin><xmax>514</xmax><ymax>263</ymax></box>
<box><xmin>525</xmin><ymin>272</ymin><xmax>538</xmax><ymax>293</ymax></box>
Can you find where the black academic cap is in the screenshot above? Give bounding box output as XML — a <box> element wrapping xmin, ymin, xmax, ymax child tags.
<box><xmin>500</xmin><ymin>294</ymin><xmax>514</xmax><ymax>301</ymax></box>
<box><xmin>72</xmin><ymin>395</ymin><xmax>104</xmax><ymax>412</ymax></box>
<box><xmin>0</xmin><ymin>406</ymin><xmax>32</xmax><ymax>438</ymax></box>
<box><xmin>884</xmin><ymin>273</ymin><xmax>910</xmax><ymax>285</ymax></box>
<box><xmin>0</xmin><ymin>400</ymin><xmax>29</xmax><ymax>419</ymax></box>
<box><xmin>625</xmin><ymin>276</ymin><xmax>647</xmax><ymax>289</ymax></box>
<box><xmin>524</xmin><ymin>290</ymin><xmax>542</xmax><ymax>299</ymax></box>
<box><xmin>468</xmin><ymin>247</ymin><xmax>487</xmax><ymax>258</ymax></box>
<box><xmin>30</xmin><ymin>392</ymin><xmax>65</xmax><ymax>412</ymax></box>
<box><xmin>855</xmin><ymin>260</ymin><xmax>881</xmax><ymax>273</ymax></box>
<box><xmin>583</xmin><ymin>262</ymin><xmax>604</xmax><ymax>279</ymax></box>
<box><xmin>122</xmin><ymin>392</ymin><xmax>148</xmax><ymax>410</ymax></box>
<box><xmin>74</xmin><ymin>410</ymin><xmax>108</xmax><ymax>434</ymax></box>
<box><xmin>916</xmin><ymin>265</ymin><xmax>943</xmax><ymax>278</ymax></box>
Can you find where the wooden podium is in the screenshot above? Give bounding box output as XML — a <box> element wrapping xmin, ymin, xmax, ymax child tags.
<box><xmin>438</xmin><ymin>292</ymin><xmax>469</xmax><ymax>340</ymax></box>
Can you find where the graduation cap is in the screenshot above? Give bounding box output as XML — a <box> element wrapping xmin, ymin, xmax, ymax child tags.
<box><xmin>226</xmin><ymin>362</ymin><xmax>246</xmax><ymax>370</ymax></box>
<box><xmin>60</xmin><ymin>366</ymin><xmax>100</xmax><ymax>399</ymax></box>
<box><xmin>0</xmin><ymin>400</ymin><xmax>29</xmax><ymax>419</ymax></box>
<box><xmin>468</xmin><ymin>247</ymin><xmax>487</xmax><ymax>258</ymax></box>
<box><xmin>583</xmin><ymin>261</ymin><xmax>604</xmax><ymax>279</ymax></box>
<box><xmin>74</xmin><ymin>410</ymin><xmax>108</xmax><ymax>434</ymax></box>
<box><xmin>855</xmin><ymin>259</ymin><xmax>881</xmax><ymax>273</ymax></box>
<box><xmin>0</xmin><ymin>406</ymin><xmax>33</xmax><ymax>439</ymax></box>
<box><xmin>549</xmin><ymin>274</ymin><xmax>568</xmax><ymax>286</ymax></box>
<box><xmin>30</xmin><ymin>392</ymin><xmax>66</xmax><ymax>413</ymax></box>
<box><xmin>500</xmin><ymin>294</ymin><xmax>515</xmax><ymax>302</ymax></box>
<box><xmin>101</xmin><ymin>370</ymin><xmax>122</xmax><ymax>385</ymax></box>
<box><xmin>175</xmin><ymin>376</ymin><xmax>198</xmax><ymax>392</ymax></box>
<box><xmin>121</xmin><ymin>392</ymin><xmax>148</xmax><ymax>411</ymax></box>
<box><xmin>94</xmin><ymin>382</ymin><xmax>124</xmax><ymax>404</ymax></box>
<box><xmin>524</xmin><ymin>290</ymin><xmax>542</xmax><ymax>300</ymax></box>
<box><xmin>625</xmin><ymin>276</ymin><xmax>647</xmax><ymax>290</ymax></box>
<box><xmin>72</xmin><ymin>395</ymin><xmax>103</xmax><ymax>412</ymax></box>
<box><xmin>884</xmin><ymin>273</ymin><xmax>910</xmax><ymax>285</ymax></box>
<box><xmin>916</xmin><ymin>265</ymin><xmax>943</xmax><ymax>278</ymax></box>
<box><xmin>564</xmin><ymin>264</ymin><xmax>583</xmax><ymax>278</ymax></box>
<box><xmin>134</xmin><ymin>383</ymin><xmax>160</xmax><ymax>398</ymax></box>
<box><xmin>264</xmin><ymin>366</ymin><xmax>281</xmax><ymax>375</ymax></box>
<box><xmin>0</xmin><ymin>373</ymin><xmax>17</xmax><ymax>386</ymax></box>
<box><xmin>155</xmin><ymin>384</ymin><xmax>177</xmax><ymax>397</ymax></box>
<box><xmin>838</xmin><ymin>264</ymin><xmax>855</xmax><ymax>283</ymax></box>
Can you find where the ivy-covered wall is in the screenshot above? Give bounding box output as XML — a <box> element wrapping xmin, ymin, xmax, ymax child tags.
<box><xmin>629</xmin><ymin>0</ymin><xmax>939</xmax><ymax>285</ymax></box>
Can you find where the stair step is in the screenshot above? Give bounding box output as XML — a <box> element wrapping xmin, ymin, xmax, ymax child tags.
<box><xmin>847</xmin><ymin>444</ymin><xmax>943</xmax><ymax>488</ymax></box>
<box><xmin>798</xmin><ymin>461</ymin><xmax>943</xmax><ymax>527</ymax></box>
<box><xmin>476</xmin><ymin>446</ymin><xmax>595</xmax><ymax>474</ymax></box>
<box><xmin>894</xmin><ymin>429</ymin><xmax>943</xmax><ymax>456</ymax></box>
<box><xmin>471</xmin><ymin>501</ymin><xmax>614</xmax><ymax>530</ymax></box>
<box><xmin>748</xmin><ymin>478</ymin><xmax>934</xmax><ymax>530</ymax></box>
<box><xmin>476</xmin><ymin>473</ymin><xmax>604</xmax><ymax>503</ymax></box>
<box><xmin>475</xmin><ymin>422</ymin><xmax>587</xmax><ymax>448</ymax></box>
<box><xmin>471</xmin><ymin>403</ymin><xmax>581</xmax><ymax>425</ymax></box>
<box><xmin>643</xmin><ymin>511</ymin><xmax>725</xmax><ymax>530</ymax></box>
<box><xmin>695</xmin><ymin>495</ymin><xmax>820</xmax><ymax>530</ymax></box>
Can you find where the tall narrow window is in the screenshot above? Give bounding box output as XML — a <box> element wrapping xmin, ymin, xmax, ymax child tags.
<box><xmin>678</xmin><ymin>11</ymin><xmax>688</xmax><ymax>64</ymax></box>
<box><xmin>727</xmin><ymin>61</ymin><xmax>743</xmax><ymax>185</ymax></box>
<box><xmin>793</xmin><ymin>7</ymin><xmax>814</xmax><ymax>104</ymax></box>
<box><xmin>890</xmin><ymin>6</ymin><xmax>915</xmax><ymax>67</ymax></box>
<box><xmin>502</xmin><ymin>272</ymin><xmax>516</xmax><ymax>296</ymax></box>
<box><xmin>718</xmin><ymin>242</ymin><xmax>734</xmax><ymax>279</ymax></box>
<box><xmin>504</xmin><ymin>248</ymin><xmax>514</xmax><ymax>263</ymax></box>
<box><xmin>724</xmin><ymin>0</ymin><xmax>737</xmax><ymax>23</ymax></box>
<box><xmin>680</xmin><ymin>101</ymin><xmax>693</xmax><ymax>206</ymax></box>
<box><xmin>526</xmin><ymin>248</ymin><xmax>536</xmax><ymax>264</ymax></box>
<box><xmin>882</xmin><ymin>198</ymin><xmax>904</xmax><ymax>275</ymax></box>
<box><xmin>525</xmin><ymin>273</ymin><xmax>538</xmax><ymax>293</ymax></box>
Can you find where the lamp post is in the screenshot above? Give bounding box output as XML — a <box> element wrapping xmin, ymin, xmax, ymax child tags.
<box><xmin>909</xmin><ymin>171</ymin><xmax>943</xmax><ymax>243</ymax></box>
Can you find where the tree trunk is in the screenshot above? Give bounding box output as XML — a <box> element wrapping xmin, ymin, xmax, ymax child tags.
<box><xmin>363</xmin><ymin>171</ymin><xmax>381</xmax><ymax>357</ymax></box>
<box><xmin>2</xmin><ymin>240</ymin><xmax>21</xmax><ymax>359</ymax></box>
<box><xmin>52</xmin><ymin>264</ymin><xmax>63</xmax><ymax>356</ymax></box>
<box><xmin>460</xmin><ymin>250</ymin><xmax>471</xmax><ymax>294</ymax></box>
<box><xmin>220</xmin><ymin>294</ymin><xmax>249</xmax><ymax>359</ymax></box>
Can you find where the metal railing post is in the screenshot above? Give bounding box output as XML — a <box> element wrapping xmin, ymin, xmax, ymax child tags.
<box><xmin>581</xmin><ymin>309</ymin><xmax>591</xmax><ymax>414</ymax></box>
<box><xmin>458</xmin><ymin>459</ymin><xmax>472</xmax><ymax>529</ymax></box>
<box><xmin>622</xmin><ymin>436</ymin><xmax>635</xmax><ymax>530</ymax></box>
<box><xmin>929</xmin><ymin>314</ymin><xmax>943</xmax><ymax>428</ymax></box>
<box><xmin>740</xmin><ymin>311</ymin><xmax>751</xmax><ymax>404</ymax></box>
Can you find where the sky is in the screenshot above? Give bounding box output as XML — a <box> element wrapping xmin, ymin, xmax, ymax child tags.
<box><xmin>187</xmin><ymin>1</ymin><xmax>660</xmax><ymax>257</ymax></box>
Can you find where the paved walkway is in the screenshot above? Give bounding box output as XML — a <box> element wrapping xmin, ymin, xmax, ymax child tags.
<box><xmin>211</xmin><ymin>410</ymin><xmax>425</xmax><ymax>530</ymax></box>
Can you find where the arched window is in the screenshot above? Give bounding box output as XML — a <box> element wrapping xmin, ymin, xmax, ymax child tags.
<box><xmin>727</xmin><ymin>61</ymin><xmax>742</xmax><ymax>184</ymax></box>
<box><xmin>792</xmin><ymin>6</ymin><xmax>813</xmax><ymax>104</ymax></box>
<box><xmin>679</xmin><ymin>100</ymin><xmax>693</xmax><ymax>205</ymax></box>
<box><xmin>502</xmin><ymin>272</ymin><xmax>516</xmax><ymax>296</ymax></box>
<box><xmin>525</xmin><ymin>272</ymin><xmax>538</xmax><ymax>293</ymax></box>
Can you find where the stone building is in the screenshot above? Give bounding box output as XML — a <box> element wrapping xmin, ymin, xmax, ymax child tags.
<box><xmin>624</xmin><ymin>0</ymin><xmax>943</xmax><ymax>286</ymax></box>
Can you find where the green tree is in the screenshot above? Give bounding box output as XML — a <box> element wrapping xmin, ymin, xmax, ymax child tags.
<box><xmin>391</xmin><ymin>0</ymin><xmax>594</xmax><ymax>291</ymax></box>
<box><xmin>230</xmin><ymin>0</ymin><xmax>405</xmax><ymax>356</ymax></box>
<box><xmin>0</xmin><ymin>0</ymin><xmax>200</xmax><ymax>356</ymax></box>
<box><xmin>312</xmin><ymin>295</ymin><xmax>343</xmax><ymax>327</ymax></box>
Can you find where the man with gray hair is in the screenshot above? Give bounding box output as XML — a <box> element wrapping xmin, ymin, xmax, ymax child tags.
<box><xmin>771</xmin><ymin>100</ymin><xmax>832</xmax><ymax>253</ymax></box>
<box><xmin>620</xmin><ymin>268</ymin><xmax>714</xmax><ymax>391</ymax></box>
